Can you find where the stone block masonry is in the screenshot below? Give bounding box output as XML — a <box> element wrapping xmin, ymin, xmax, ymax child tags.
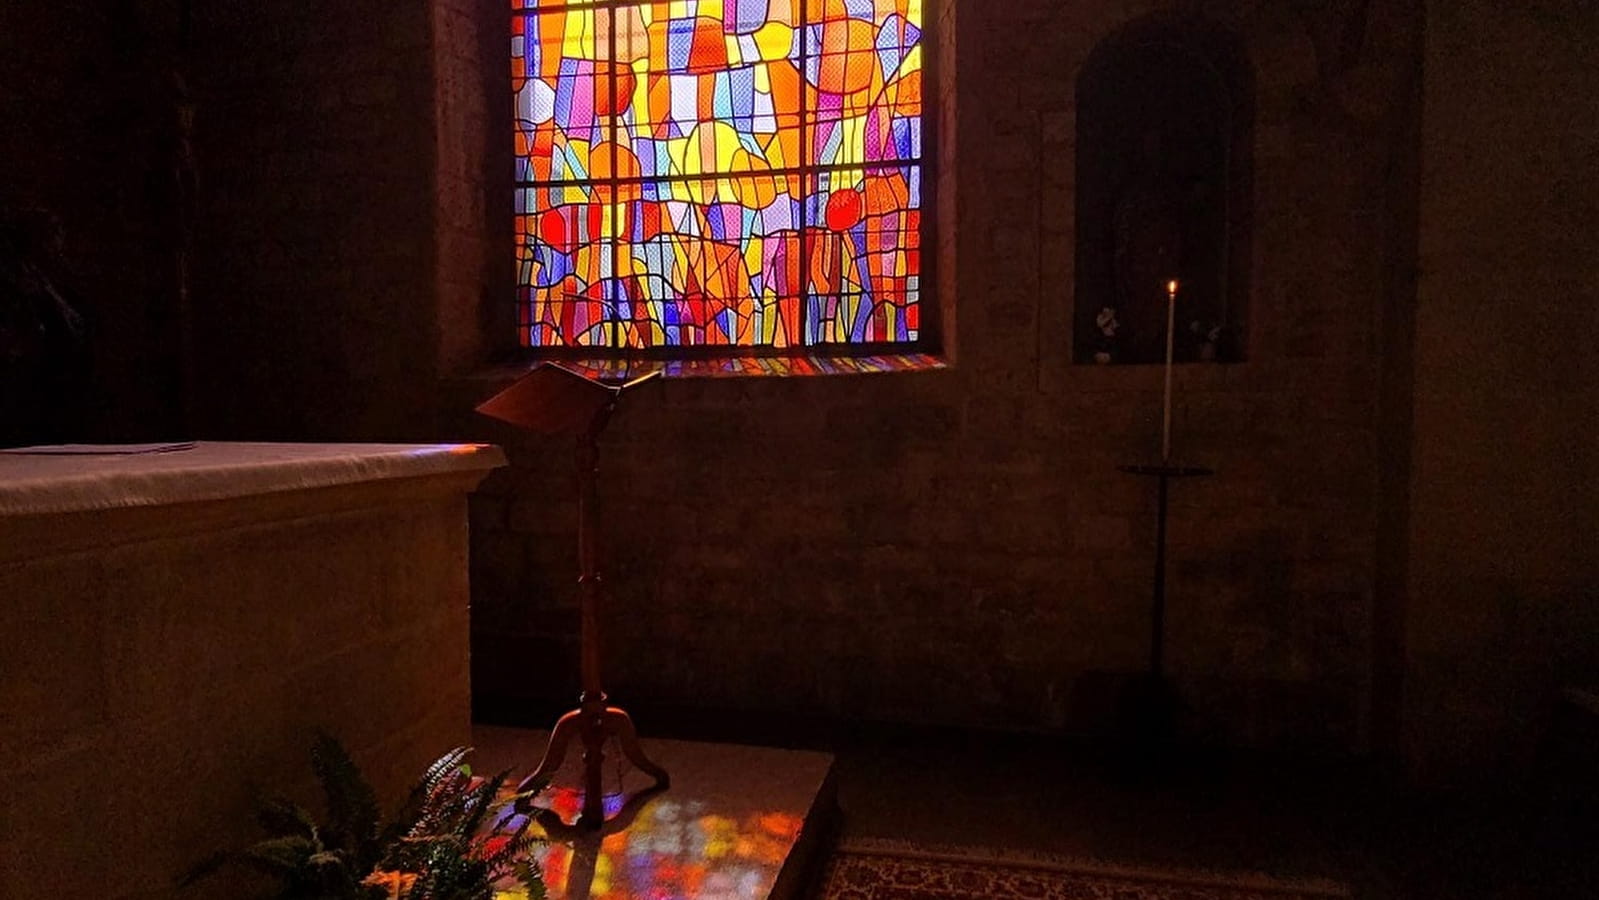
<box><xmin>462</xmin><ymin>0</ymin><xmax>1422</xmax><ymax>750</ymax></box>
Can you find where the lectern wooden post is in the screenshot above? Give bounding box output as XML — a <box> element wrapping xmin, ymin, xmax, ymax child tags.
<box><xmin>477</xmin><ymin>363</ymin><xmax>669</xmax><ymax>827</ymax></box>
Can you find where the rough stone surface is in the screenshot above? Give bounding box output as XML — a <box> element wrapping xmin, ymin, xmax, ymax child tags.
<box><xmin>0</xmin><ymin>474</ymin><xmax>483</xmax><ymax>900</ymax></box>
<box><xmin>1403</xmin><ymin>0</ymin><xmax>1599</xmax><ymax>784</ymax></box>
<box><xmin>463</xmin><ymin>0</ymin><xmax>1428</xmax><ymax>750</ymax></box>
<box><xmin>4</xmin><ymin>0</ymin><xmax>1594</xmax><ymax>779</ymax></box>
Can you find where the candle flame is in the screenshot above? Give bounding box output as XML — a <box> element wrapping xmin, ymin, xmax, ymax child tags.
<box><xmin>1167</xmin><ymin>279</ymin><xmax>1179</xmax><ymax>296</ymax></box>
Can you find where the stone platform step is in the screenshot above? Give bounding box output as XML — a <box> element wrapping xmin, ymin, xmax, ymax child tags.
<box><xmin>472</xmin><ymin>725</ymin><xmax>837</xmax><ymax>900</ymax></box>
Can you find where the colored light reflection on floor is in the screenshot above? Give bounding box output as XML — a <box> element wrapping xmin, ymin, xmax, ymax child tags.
<box><xmin>493</xmin><ymin>786</ymin><xmax>804</xmax><ymax>900</ymax></box>
<box><xmin>469</xmin><ymin>727</ymin><xmax>832</xmax><ymax>900</ymax></box>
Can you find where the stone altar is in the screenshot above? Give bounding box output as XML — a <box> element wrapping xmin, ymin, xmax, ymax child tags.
<box><xmin>0</xmin><ymin>442</ymin><xmax>505</xmax><ymax>899</ymax></box>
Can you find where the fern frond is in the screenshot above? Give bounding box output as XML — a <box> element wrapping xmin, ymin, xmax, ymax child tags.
<box><xmin>238</xmin><ymin>834</ymin><xmax>319</xmax><ymax>874</ymax></box>
<box><xmin>183</xmin><ymin>738</ymin><xmax>547</xmax><ymax>900</ymax></box>
<box><xmin>256</xmin><ymin>795</ymin><xmax>320</xmax><ymax>839</ymax></box>
<box><xmin>394</xmin><ymin>746</ymin><xmax>471</xmax><ymax>828</ymax></box>
<box><xmin>408</xmin><ymin>765</ymin><xmax>470</xmax><ymax>839</ymax></box>
<box><xmin>311</xmin><ymin>732</ymin><xmax>382</xmax><ymax>861</ymax></box>
<box><xmin>457</xmin><ymin>770</ymin><xmax>510</xmax><ymax>840</ymax></box>
<box><xmin>507</xmin><ymin>832</ymin><xmax>547</xmax><ymax>858</ymax></box>
<box><xmin>305</xmin><ymin>849</ymin><xmax>349</xmax><ymax>870</ymax></box>
<box><xmin>514</xmin><ymin>861</ymin><xmax>547</xmax><ymax>900</ymax></box>
<box><xmin>409</xmin><ymin>849</ymin><xmax>491</xmax><ymax>900</ymax></box>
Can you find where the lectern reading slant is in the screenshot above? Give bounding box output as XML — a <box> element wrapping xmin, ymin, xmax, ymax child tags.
<box><xmin>476</xmin><ymin>363</ymin><xmax>669</xmax><ymax>827</ymax></box>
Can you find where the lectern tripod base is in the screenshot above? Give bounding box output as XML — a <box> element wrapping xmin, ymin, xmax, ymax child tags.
<box><xmin>516</xmin><ymin>696</ymin><xmax>669</xmax><ymax>828</ymax></box>
<box><xmin>476</xmin><ymin>364</ymin><xmax>673</xmax><ymax>831</ymax></box>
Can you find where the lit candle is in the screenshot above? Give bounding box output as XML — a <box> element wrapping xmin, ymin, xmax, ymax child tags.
<box><xmin>1162</xmin><ymin>279</ymin><xmax>1178</xmax><ymax>462</ymax></box>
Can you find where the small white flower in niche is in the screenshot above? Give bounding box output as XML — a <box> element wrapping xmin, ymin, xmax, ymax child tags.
<box><xmin>1096</xmin><ymin>306</ymin><xmax>1120</xmax><ymax>337</ymax></box>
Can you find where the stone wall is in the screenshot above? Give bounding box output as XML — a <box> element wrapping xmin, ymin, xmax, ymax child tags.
<box><xmin>469</xmin><ymin>0</ymin><xmax>1426</xmax><ymax>749</ymax></box>
<box><xmin>0</xmin><ymin>0</ymin><xmax>191</xmax><ymax>443</ymax></box>
<box><xmin>1403</xmin><ymin>0</ymin><xmax>1599</xmax><ymax>783</ymax></box>
<box><xmin>23</xmin><ymin>0</ymin><xmax>1594</xmax><ymax>768</ymax></box>
<box><xmin>188</xmin><ymin>0</ymin><xmax>441</xmax><ymax>440</ymax></box>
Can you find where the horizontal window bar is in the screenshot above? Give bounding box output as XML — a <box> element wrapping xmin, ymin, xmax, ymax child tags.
<box><xmin>514</xmin><ymin>159</ymin><xmax>922</xmax><ymax>189</ymax></box>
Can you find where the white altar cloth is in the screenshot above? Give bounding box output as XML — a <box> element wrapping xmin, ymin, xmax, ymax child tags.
<box><xmin>0</xmin><ymin>441</ymin><xmax>508</xmax><ymax>516</ymax></box>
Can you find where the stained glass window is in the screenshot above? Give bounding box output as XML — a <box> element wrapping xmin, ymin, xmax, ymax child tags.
<box><xmin>513</xmin><ymin>0</ymin><xmax>925</xmax><ymax>350</ymax></box>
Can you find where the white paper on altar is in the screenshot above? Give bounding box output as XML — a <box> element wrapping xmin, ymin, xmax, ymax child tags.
<box><xmin>0</xmin><ymin>441</ymin><xmax>507</xmax><ymax>516</ymax></box>
<box><xmin>0</xmin><ymin>442</ymin><xmax>197</xmax><ymax>455</ymax></box>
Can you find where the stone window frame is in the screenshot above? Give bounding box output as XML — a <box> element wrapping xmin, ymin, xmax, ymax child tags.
<box><xmin>497</xmin><ymin>0</ymin><xmax>959</xmax><ymax>374</ymax></box>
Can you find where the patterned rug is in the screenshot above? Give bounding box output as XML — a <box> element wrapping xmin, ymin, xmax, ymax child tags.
<box><xmin>816</xmin><ymin>840</ymin><xmax>1352</xmax><ymax>900</ymax></box>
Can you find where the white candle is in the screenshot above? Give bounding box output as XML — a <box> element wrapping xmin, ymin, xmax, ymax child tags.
<box><xmin>1162</xmin><ymin>279</ymin><xmax>1178</xmax><ymax>462</ymax></box>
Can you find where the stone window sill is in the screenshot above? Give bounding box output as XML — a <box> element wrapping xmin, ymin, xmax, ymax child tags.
<box><xmin>556</xmin><ymin>352</ymin><xmax>949</xmax><ymax>380</ymax></box>
<box><xmin>456</xmin><ymin>353</ymin><xmax>949</xmax><ymax>387</ymax></box>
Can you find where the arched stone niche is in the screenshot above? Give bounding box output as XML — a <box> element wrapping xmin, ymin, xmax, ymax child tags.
<box><xmin>1073</xmin><ymin>18</ymin><xmax>1253</xmax><ymax>365</ymax></box>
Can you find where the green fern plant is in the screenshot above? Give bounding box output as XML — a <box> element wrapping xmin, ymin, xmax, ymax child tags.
<box><xmin>185</xmin><ymin>735</ymin><xmax>546</xmax><ymax>900</ymax></box>
<box><xmin>378</xmin><ymin>752</ymin><xmax>547</xmax><ymax>900</ymax></box>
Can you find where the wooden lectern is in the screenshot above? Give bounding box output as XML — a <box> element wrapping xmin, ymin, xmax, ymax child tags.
<box><xmin>476</xmin><ymin>363</ymin><xmax>669</xmax><ymax>827</ymax></box>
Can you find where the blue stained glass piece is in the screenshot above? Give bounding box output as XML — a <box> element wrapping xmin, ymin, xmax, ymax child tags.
<box><xmin>531</xmin><ymin>245</ymin><xmax>573</xmax><ymax>286</ymax></box>
<box><xmin>667</xmin><ymin>19</ymin><xmax>694</xmax><ymax>70</ymax></box>
<box><xmin>877</xmin><ymin>45</ymin><xmax>900</xmax><ymax>78</ymax></box>
<box><xmin>851</xmin><ymin>297</ymin><xmax>871</xmax><ymax>341</ymax></box>
<box><xmin>730</xmin><ymin>67</ymin><xmax>756</xmax><ymax>116</ymax></box>
<box><xmin>554</xmin><ymin>76</ymin><xmax>574</xmax><ymax>125</ymax></box>
<box><xmin>891</xmin><ymin>118</ymin><xmax>910</xmax><ymax>157</ymax></box>
<box><xmin>729</xmin><ymin>0</ymin><xmax>768</xmax><ymax>34</ymax></box>
<box><xmin>875</xmin><ymin>21</ymin><xmax>903</xmax><ymax>74</ymax></box>
<box><xmin>714</xmin><ymin>73</ymin><xmax>733</xmax><ymax>119</ymax></box>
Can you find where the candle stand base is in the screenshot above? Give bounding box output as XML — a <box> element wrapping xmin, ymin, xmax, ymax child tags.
<box><xmin>1115</xmin><ymin>463</ymin><xmax>1212</xmax><ymax>767</ymax></box>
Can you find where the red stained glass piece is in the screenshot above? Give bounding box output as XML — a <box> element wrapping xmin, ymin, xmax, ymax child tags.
<box><xmin>825</xmin><ymin>187</ymin><xmax>863</xmax><ymax>231</ymax></box>
<box><xmin>540</xmin><ymin>209</ymin><xmax>571</xmax><ymax>254</ymax></box>
<box><xmin>592</xmin><ymin>61</ymin><xmax>637</xmax><ymax>116</ymax></box>
<box><xmin>688</xmin><ymin>17</ymin><xmax>730</xmax><ymax>73</ymax></box>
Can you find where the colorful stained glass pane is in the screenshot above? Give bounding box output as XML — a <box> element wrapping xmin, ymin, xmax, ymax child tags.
<box><xmin>613</xmin><ymin>175</ymin><xmax>805</xmax><ymax>348</ymax></box>
<box><xmin>514</xmin><ymin>0</ymin><xmax>923</xmax><ymax>349</ymax></box>
<box><xmin>614</xmin><ymin>2</ymin><xmax>805</xmax><ymax>179</ymax></box>
<box><xmin>804</xmin><ymin>166</ymin><xmax>920</xmax><ymax>343</ymax></box>
<box><xmin>806</xmin><ymin>5</ymin><xmax>921</xmax><ymax>166</ymax></box>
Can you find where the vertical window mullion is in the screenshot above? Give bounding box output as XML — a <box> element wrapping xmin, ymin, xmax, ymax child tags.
<box><xmin>798</xmin><ymin>0</ymin><xmax>811</xmax><ymax>348</ymax></box>
<box><xmin>607</xmin><ymin>3</ymin><xmax>621</xmax><ymax>348</ymax></box>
